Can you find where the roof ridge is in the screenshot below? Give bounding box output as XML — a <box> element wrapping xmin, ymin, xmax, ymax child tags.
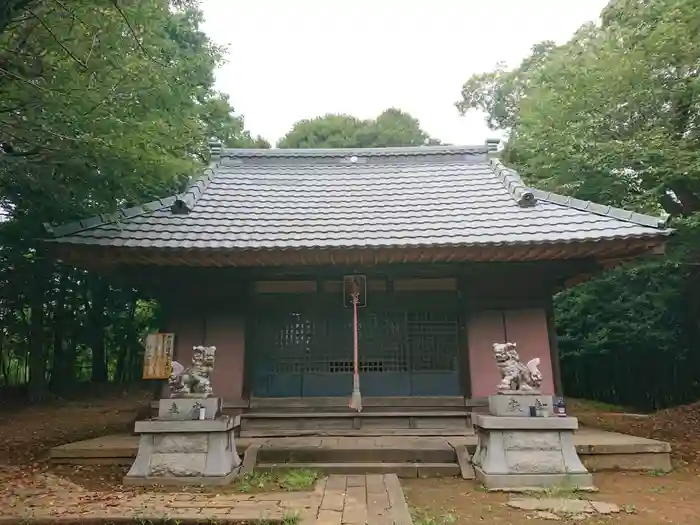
<box><xmin>489</xmin><ymin>158</ymin><xmax>537</xmax><ymax>208</ymax></box>
<box><xmin>170</xmin><ymin>166</ymin><xmax>216</xmax><ymax>214</ymax></box>
<box><xmin>533</xmin><ymin>188</ymin><xmax>669</xmax><ymax>229</ymax></box>
<box><xmin>221</xmin><ymin>144</ymin><xmax>486</xmax><ymax>158</ymax></box>
<box><xmin>489</xmin><ymin>158</ymin><xmax>669</xmax><ymax>229</ymax></box>
<box><xmin>44</xmin><ymin>166</ymin><xmax>217</xmax><ymax>238</ymax></box>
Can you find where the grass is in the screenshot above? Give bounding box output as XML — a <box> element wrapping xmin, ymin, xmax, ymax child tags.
<box><xmin>646</xmin><ymin>468</ymin><xmax>670</xmax><ymax>477</ymax></box>
<box><xmin>411</xmin><ymin>507</ymin><xmax>458</xmax><ymax>525</ymax></box>
<box><xmin>233</xmin><ymin>469</ymin><xmax>320</xmax><ymax>494</ymax></box>
<box><xmin>522</xmin><ymin>483</ymin><xmax>587</xmax><ymax>499</ymax></box>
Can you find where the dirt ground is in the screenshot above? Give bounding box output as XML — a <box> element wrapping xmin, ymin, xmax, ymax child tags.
<box><xmin>405</xmin><ymin>398</ymin><xmax>700</xmax><ymax>525</ymax></box>
<box><xmin>0</xmin><ymin>388</ymin><xmax>317</xmax><ymax>496</ymax></box>
<box><xmin>405</xmin><ymin>468</ymin><xmax>700</xmax><ymax>524</ymax></box>
<box><xmin>0</xmin><ymin>386</ymin><xmax>152</xmax><ymax>465</ymax></box>
<box><xmin>566</xmin><ymin>398</ymin><xmax>700</xmax><ymax>466</ymax></box>
<box><xmin>1</xmin><ymin>391</ymin><xmax>700</xmax><ymax>524</ymax></box>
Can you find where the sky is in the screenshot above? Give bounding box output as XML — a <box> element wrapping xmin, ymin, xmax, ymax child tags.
<box><xmin>200</xmin><ymin>0</ymin><xmax>609</xmax><ymax>147</ymax></box>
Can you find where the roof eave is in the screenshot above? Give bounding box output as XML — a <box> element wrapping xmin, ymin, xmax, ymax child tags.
<box><xmin>43</xmin><ymin>164</ymin><xmax>219</xmax><ymax>239</ymax></box>
<box><xmin>46</xmin><ymin>235</ymin><xmax>670</xmax><ymax>270</ymax></box>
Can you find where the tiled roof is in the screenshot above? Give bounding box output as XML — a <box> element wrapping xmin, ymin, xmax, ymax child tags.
<box><xmin>44</xmin><ymin>145</ymin><xmax>671</xmax><ymax>250</ymax></box>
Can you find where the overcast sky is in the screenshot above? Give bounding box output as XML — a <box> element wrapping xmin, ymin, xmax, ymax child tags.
<box><xmin>200</xmin><ymin>0</ymin><xmax>609</xmax><ymax>146</ymax></box>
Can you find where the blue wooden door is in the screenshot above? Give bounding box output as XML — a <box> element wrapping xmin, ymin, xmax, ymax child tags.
<box><xmin>249</xmin><ymin>300</ymin><xmax>460</xmax><ymax>397</ymax></box>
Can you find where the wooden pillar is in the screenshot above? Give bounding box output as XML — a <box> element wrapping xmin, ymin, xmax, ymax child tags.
<box><xmin>457</xmin><ymin>277</ymin><xmax>472</xmax><ymax>398</ymax></box>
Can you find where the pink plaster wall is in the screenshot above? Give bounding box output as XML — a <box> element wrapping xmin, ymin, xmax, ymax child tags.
<box><xmin>467</xmin><ymin>308</ymin><xmax>554</xmax><ymax>397</ymax></box>
<box><xmin>161</xmin><ymin>309</ymin><xmax>245</xmax><ymax>402</ymax></box>
<box><xmin>503</xmin><ymin>309</ymin><xmax>554</xmax><ymax>395</ymax></box>
<box><xmin>205</xmin><ymin>314</ymin><xmax>245</xmax><ymax>402</ymax></box>
<box><xmin>467</xmin><ymin>310</ymin><xmax>506</xmax><ymax>398</ymax></box>
<box><xmin>172</xmin><ymin>315</ymin><xmax>204</xmax><ymax>368</ymax></box>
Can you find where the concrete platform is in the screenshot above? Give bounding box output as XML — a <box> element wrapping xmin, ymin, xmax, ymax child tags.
<box><xmin>49</xmin><ymin>427</ymin><xmax>672</xmax><ymax>473</ymax></box>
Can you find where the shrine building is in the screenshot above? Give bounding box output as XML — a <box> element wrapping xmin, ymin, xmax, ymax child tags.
<box><xmin>44</xmin><ymin>142</ymin><xmax>671</xmax><ymax>404</ymax></box>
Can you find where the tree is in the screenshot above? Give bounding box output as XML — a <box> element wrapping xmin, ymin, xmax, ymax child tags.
<box><xmin>277</xmin><ymin>109</ymin><xmax>441</xmax><ymax>148</ymax></box>
<box><xmin>0</xmin><ymin>0</ymin><xmax>265</xmax><ymax>224</ymax></box>
<box><xmin>455</xmin><ymin>0</ymin><xmax>700</xmax><ymax>409</ymax></box>
<box><xmin>0</xmin><ymin>0</ymin><xmax>42</xmax><ymax>35</ymax></box>
<box><xmin>457</xmin><ymin>0</ymin><xmax>700</xmax><ymax>221</ymax></box>
<box><xmin>0</xmin><ymin>0</ymin><xmax>264</xmax><ymax>401</ymax></box>
<box><xmin>455</xmin><ymin>41</ymin><xmax>557</xmax><ymax>131</ymax></box>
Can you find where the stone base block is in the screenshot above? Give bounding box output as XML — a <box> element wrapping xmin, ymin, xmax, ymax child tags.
<box><xmin>472</xmin><ymin>415</ymin><xmax>595</xmax><ymax>492</ymax></box>
<box><xmin>123</xmin><ymin>470</ymin><xmax>239</xmax><ymax>487</ymax></box>
<box><xmin>489</xmin><ymin>392</ymin><xmax>554</xmax><ymax>417</ymax></box>
<box><xmin>125</xmin><ymin>418</ymin><xmax>241</xmax><ymax>486</ymax></box>
<box><xmin>158</xmin><ymin>397</ymin><xmax>222</xmax><ymax>420</ymax></box>
<box><xmin>134</xmin><ymin>415</ymin><xmax>234</xmax><ymax>434</ymax></box>
<box><xmin>474</xmin><ymin>466</ymin><xmax>595</xmax><ymax>492</ymax></box>
<box><xmin>474</xmin><ymin>414</ymin><xmax>578</xmax><ymax>430</ymax></box>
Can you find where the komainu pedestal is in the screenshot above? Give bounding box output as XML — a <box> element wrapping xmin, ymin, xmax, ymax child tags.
<box><xmin>472</xmin><ymin>394</ymin><xmax>595</xmax><ymax>491</ymax></box>
<box><xmin>124</xmin><ymin>398</ymin><xmax>241</xmax><ymax>486</ymax></box>
<box><xmin>125</xmin><ymin>346</ymin><xmax>241</xmax><ymax>486</ymax></box>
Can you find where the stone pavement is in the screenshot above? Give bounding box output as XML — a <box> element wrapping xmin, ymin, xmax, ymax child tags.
<box><xmin>314</xmin><ymin>474</ymin><xmax>412</xmax><ymax>525</ymax></box>
<box><xmin>507</xmin><ymin>497</ymin><xmax>621</xmax><ymax>521</ymax></box>
<box><xmin>0</xmin><ymin>465</ymin><xmax>412</xmax><ymax>524</ymax></box>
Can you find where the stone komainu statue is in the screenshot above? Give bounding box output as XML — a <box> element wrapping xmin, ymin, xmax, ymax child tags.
<box><xmin>492</xmin><ymin>342</ymin><xmax>543</xmax><ymax>392</ymax></box>
<box><xmin>169</xmin><ymin>345</ymin><xmax>216</xmax><ymax>397</ymax></box>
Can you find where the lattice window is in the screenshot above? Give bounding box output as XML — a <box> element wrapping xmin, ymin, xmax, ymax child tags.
<box><xmin>406</xmin><ymin>310</ymin><xmax>459</xmax><ymax>372</ymax></box>
<box><xmin>251</xmin><ymin>302</ymin><xmax>459</xmax><ymax>376</ymax></box>
<box><xmin>358</xmin><ymin>311</ymin><xmax>409</xmax><ymax>373</ymax></box>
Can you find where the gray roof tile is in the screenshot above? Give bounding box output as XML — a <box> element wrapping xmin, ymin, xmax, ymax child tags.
<box><xmin>46</xmin><ymin>146</ymin><xmax>671</xmax><ymax>250</ymax></box>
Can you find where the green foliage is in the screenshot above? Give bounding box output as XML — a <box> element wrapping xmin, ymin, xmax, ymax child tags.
<box><xmin>456</xmin><ymin>41</ymin><xmax>557</xmax><ymax>131</ymax></box>
<box><xmin>411</xmin><ymin>507</ymin><xmax>458</xmax><ymax>525</ymax></box>
<box><xmin>459</xmin><ymin>0</ymin><xmax>700</xmax><ymax>219</ymax></box>
<box><xmin>0</xmin><ymin>0</ymin><xmax>264</xmax><ymax>400</ymax></box>
<box><xmin>556</xmin><ymin>261</ymin><xmax>700</xmax><ymax>409</ymax></box>
<box><xmin>277</xmin><ymin>108</ymin><xmax>440</xmax><ymax>148</ymax></box>
<box><xmin>276</xmin><ymin>468</ymin><xmax>320</xmax><ymax>491</ymax></box>
<box><xmin>1</xmin><ymin>0</ymin><xmax>264</xmax><ymax>226</ymax></box>
<box><xmin>457</xmin><ymin>0</ymin><xmax>700</xmax><ymax>409</ymax></box>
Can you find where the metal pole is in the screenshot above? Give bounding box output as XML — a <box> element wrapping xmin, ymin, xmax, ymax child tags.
<box><xmin>349</xmin><ymin>282</ymin><xmax>362</xmax><ymax>412</ymax></box>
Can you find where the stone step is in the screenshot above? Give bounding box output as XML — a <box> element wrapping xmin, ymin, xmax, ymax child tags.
<box><xmin>257</xmin><ymin>447</ymin><xmax>456</xmax><ymax>464</ymax></box>
<box><xmin>249</xmin><ymin>406</ymin><xmax>471</xmax><ymax>413</ymax></box>
<box><xmin>249</xmin><ymin>396</ymin><xmax>469</xmax><ymax>411</ymax></box>
<box><xmin>239</xmin><ymin>429</ymin><xmax>474</xmax><ymax>438</ymax></box>
<box><xmin>256</xmin><ymin>461</ymin><xmax>461</xmax><ymax>478</ymax></box>
<box><xmin>240</xmin><ymin>411</ymin><xmax>472</xmax><ymax>433</ymax></box>
<box><xmin>242</xmin><ymin>410</ymin><xmax>471</xmax><ymax>419</ymax></box>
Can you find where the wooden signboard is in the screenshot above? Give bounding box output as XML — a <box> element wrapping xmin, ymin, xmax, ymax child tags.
<box><xmin>343</xmin><ymin>274</ymin><xmax>367</xmax><ymax>307</ymax></box>
<box><xmin>142</xmin><ymin>332</ymin><xmax>175</xmax><ymax>380</ymax></box>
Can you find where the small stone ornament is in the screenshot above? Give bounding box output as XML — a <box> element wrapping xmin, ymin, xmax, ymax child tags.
<box><xmin>492</xmin><ymin>342</ymin><xmax>543</xmax><ymax>392</ymax></box>
<box><xmin>168</xmin><ymin>345</ymin><xmax>216</xmax><ymax>397</ymax></box>
<box><xmin>192</xmin><ymin>401</ymin><xmax>206</xmax><ymax>420</ymax></box>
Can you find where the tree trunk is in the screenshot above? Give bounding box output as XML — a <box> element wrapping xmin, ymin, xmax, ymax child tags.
<box><xmin>28</xmin><ymin>261</ymin><xmax>47</xmax><ymax>402</ymax></box>
<box><xmin>49</xmin><ymin>268</ymin><xmax>69</xmax><ymax>393</ymax></box>
<box><xmin>115</xmin><ymin>298</ymin><xmax>136</xmax><ymax>382</ymax></box>
<box><xmin>89</xmin><ymin>278</ymin><xmax>109</xmax><ymax>383</ymax></box>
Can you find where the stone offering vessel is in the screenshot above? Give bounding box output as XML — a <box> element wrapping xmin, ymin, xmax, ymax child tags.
<box><xmin>492</xmin><ymin>342</ymin><xmax>543</xmax><ymax>392</ymax></box>
<box><xmin>169</xmin><ymin>345</ymin><xmax>216</xmax><ymax>397</ymax></box>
